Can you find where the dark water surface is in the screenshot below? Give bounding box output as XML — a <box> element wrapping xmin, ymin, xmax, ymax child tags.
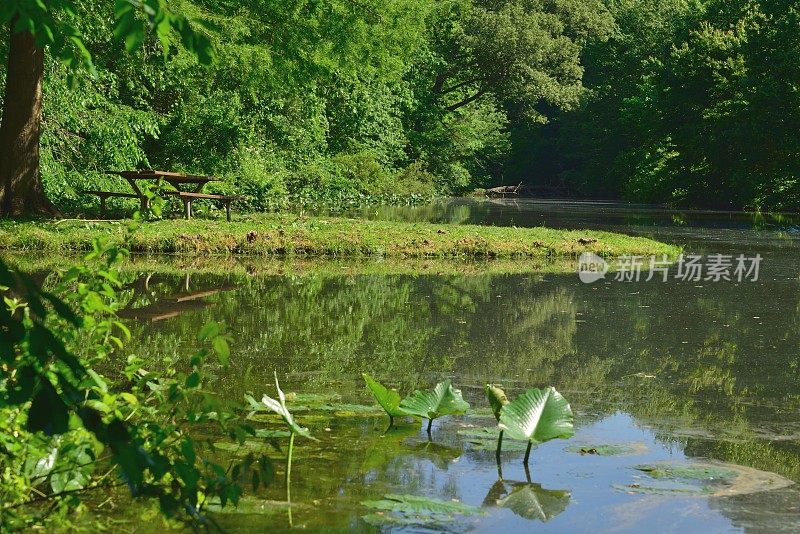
<box><xmin>119</xmin><ymin>200</ymin><xmax>799</xmax><ymax>532</ymax></box>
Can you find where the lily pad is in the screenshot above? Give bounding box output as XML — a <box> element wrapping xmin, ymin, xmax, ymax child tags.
<box><xmin>247</xmin><ymin>410</ymin><xmax>309</xmax><ymax>423</ymax></box>
<box><xmin>362</xmin><ymin>513</ymin><xmax>431</xmax><ymax>528</ymax></box>
<box><xmin>457</xmin><ymin>427</ymin><xmax>502</xmax><ymax>439</ymax></box>
<box><xmin>612</xmin><ymin>482</ymin><xmax>711</xmax><ymax>496</ymax></box>
<box><xmin>318</xmin><ymin>403</ymin><xmax>384</xmax><ymax>416</ymax></box>
<box><xmin>286</xmin><ymin>392</ymin><xmax>342</xmax><ymax>405</ymax></box>
<box><xmin>617</xmin><ymin>461</ymin><xmax>794</xmax><ymax>497</ymax></box>
<box><xmin>470</xmin><ymin>439</ymin><xmax>532</xmax><ymax>452</ymax></box>
<box><xmin>456</xmin><ymin>428</ymin><xmax>524</xmax><ymax>451</ymax></box>
<box><xmin>634</xmin><ymin>463</ymin><xmax>737</xmax><ymax>480</ymax></box>
<box><xmin>457</xmin><ymin>427</ymin><xmax>533</xmax><ymax>452</ymax></box>
<box><xmin>362</xmin><ymin>494</ymin><xmax>484</xmax><ymax>529</ymax></box>
<box><xmin>565</xmin><ymin>443</ymin><xmax>645</xmax><ymax>456</ymax></box>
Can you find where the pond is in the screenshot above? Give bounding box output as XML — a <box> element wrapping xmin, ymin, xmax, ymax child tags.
<box><xmin>98</xmin><ymin>200</ymin><xmax>800</xmax><ymax>531</ymax></box>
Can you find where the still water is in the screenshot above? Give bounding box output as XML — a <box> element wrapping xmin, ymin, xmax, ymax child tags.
<box><xmin>120</xmin><ymin>200</ymin><xmax>799</xmax><ymax>532</ymax></box>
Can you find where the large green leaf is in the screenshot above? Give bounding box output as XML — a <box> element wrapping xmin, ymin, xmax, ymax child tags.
<box><xmin>50</xmin><ymin>443</ymin><xmax>94</xmax><ymax>494</ymax></box>
<box><xmin>498</xmin><ymin>387</ymin><xmax>573</xmax><ymax>443</ymax></box>
<box><xmin>261</xmin><ymin>372</ymin><xmax>317</xmax><ymax>441</ymax></box>
<box><xmin>484</xmin><ymin>384</ymin><xmax>509</xmax><ymax>422</ymax></box>
<box><xmin>362</xmin><ymin>373</ymin><xmax>408</xmax><ymax>418</ymax></box>
<box><xmin>399</xmin><ymin>380</ymin><xmax>470</xmax><ymax>421</ymax></box>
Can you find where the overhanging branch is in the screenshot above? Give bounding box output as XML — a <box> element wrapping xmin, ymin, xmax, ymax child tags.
<box><xmin>445</xmin><ymin>89</ymin><xmax>487</xmax><ymax>112</ymax></box>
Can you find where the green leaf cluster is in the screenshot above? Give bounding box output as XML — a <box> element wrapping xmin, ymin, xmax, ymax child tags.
<box><xmin>498</xmin><ymin>387</ymin><xmax>574</xmax><ymax>444</ymax></box>
<box><xmin>0</xmin><ymin>221</ymin><xmax>269</xmax><ymax>529</ymax></box>
<box><xmin>362</xmin><ymin>493</ymin><xmax>484</xmax><ymax>528</ymax></box>
<box><xmin>362</xmin><ymin>373</ymin><xmax>470</xmax><ymax>430</ymax></box>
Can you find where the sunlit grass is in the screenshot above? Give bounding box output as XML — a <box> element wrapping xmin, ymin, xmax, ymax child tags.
<box><xmin>0</xmin><ymin>213</ymin><xmax>680</xmax><ymax>259</ymax></box>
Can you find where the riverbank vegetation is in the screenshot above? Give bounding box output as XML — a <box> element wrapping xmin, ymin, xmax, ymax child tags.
<box><xmin>0</xmin><ymin>215</ymin><xmax>680</xmax><ymax>258</ymax></box>
<box><xmin>4</xmin><ymin>1</ymin><xmax>797</xmax><ymax>215</ymax></box>
<box><xmin>0</xmin><ymin>0</ymin><xmax>612</xmax><ymax>215</ymax></box>
<box><xmin>511</xmin><ymin>0</ymin><xmax>800</xmax><ymax>211</ymax></box>
<box><xmin>0</xmin><ymin>236</ymin><xmax>275</xmax><ymax>530</ymax></box>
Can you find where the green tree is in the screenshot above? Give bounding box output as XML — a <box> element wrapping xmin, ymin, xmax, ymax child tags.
<box><xmin>406</xmin><ymin>0</ymin><xmax>612</xmax><ymax>191</ymax></box>
<box><xmin>510</xmin><ymin>0</ymin><xmax>800</xmax><ymax>210</ymax></box>
<box><xmin>0</xmin><ymin>0</ymin><xmax>211</xmax><ymax>217</ymax></box>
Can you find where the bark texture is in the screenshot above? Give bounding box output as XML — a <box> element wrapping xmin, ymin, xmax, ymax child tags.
<box><xmin>0</xmin><ymin>26</ymin><xmax>59</xmax><ymax>217</ymax></box>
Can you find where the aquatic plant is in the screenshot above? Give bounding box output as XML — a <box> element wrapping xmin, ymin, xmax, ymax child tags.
<box><xmin>362</xmin><ymin>494</ymin><xmax>484</xmax><ymax>528</ymax></box>
<box><xmin>258</xmin><ymin>372</ymin><xmax>317</xmax><ymax>513</ymax></box>
<box><xmin>485</xmin><ymin>384</ymin><xmax>510</xmax><ymax>459</ymax></box>
<box><xmin>362</xmin><ymin>373</ymin><xmax>409</xmax><ymax>427</ymax></box>
<box><xmin>498</xmin><ymin>387</ymin><xmax>574</xmax><ymax>465</ymax></box>
<box><xmin>399</xmin><ymin>380</ymin><xmax>470</xmax><ymax>434</ymax></box>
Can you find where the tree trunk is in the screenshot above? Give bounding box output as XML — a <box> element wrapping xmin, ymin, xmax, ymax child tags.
<box><xmin>0</xmin><ymin>24</ymin><xmax>59</xmax><ymax>217</ymax></box>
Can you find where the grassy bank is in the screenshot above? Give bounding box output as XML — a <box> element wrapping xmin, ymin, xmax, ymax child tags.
<box><xmin>0</xmin><ymin>213</ymin><xmax>679</xmax><ymax>259</ymax></box>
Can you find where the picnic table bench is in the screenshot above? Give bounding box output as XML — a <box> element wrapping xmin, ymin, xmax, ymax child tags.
<box><xmin>82</xmin><ymin>170</ymin><xmax>241</xmax><ymax>221</ymax></box>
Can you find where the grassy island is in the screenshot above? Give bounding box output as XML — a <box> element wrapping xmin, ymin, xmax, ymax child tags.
<box><xmin>0</xmin><ymin>214</ymin><xmax>679</xmax><ymax>259</ymax></box>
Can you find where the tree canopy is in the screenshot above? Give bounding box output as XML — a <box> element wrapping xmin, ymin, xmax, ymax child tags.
<box><xmin>2</xmin><ymin>0</ymin><xmax>798</xmax><ymax>214</ymax></box>
<box><xmin>0</xmin><ymin>0</ymin><xmax>613</xmax><ymax>214</ymax></box>
<box><xmin>510</xmin><ymin>0</ymin><xmax>800</xmax><ymax>210</ymax></box>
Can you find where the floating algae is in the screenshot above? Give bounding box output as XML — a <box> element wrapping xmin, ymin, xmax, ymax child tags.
<box><xmin>615</xmin><ymin>461</ymin><xmax>794</xmax><ymax>497</ymax></box>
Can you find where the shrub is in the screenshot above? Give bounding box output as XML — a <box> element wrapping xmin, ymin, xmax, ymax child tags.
<box><xmin>231</xmin><ymin>145</ymin><xmax>290</xmax><ymax>211</ymax></box>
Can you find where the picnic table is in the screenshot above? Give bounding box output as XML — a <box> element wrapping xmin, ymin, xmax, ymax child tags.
<box><xmin>82</xmin><ymin>170</ymin><xmax>240</xmax><ymax>221</ymax></box>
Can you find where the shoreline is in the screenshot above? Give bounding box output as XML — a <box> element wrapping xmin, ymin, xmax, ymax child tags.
<box><xmin>0</xmin><ymin>213</ymin><xmax>680</xmax><ymax>259</ymax></box>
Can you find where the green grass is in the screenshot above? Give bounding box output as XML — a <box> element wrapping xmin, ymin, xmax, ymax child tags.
<box><xmin>0</xmin><ymin>213</ymin><xmax>680</xmax><ymax>259</ymax></box>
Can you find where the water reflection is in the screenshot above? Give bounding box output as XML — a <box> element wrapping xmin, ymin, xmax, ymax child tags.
<box><xmin>109</xmin><ymin>252</ymin><xmax>800</xmax><ymax>531</ymax></box>
<box><xmin>118</xmin><ymin>273</ymin><xmax>238</xmax><ymax>322</ymax></box>
<box><xmin>483</xmin><ymin>480</ymin><xmax>571</xmax><ymax>522</ymax></box>
<box><xmin>78</xmin><ymin>199</ymin><xmax>800</xmax><ymax>531</ymax></box>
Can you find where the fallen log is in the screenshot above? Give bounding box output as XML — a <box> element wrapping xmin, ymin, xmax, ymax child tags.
<box><xmin>485</xmin><ymin>183</ymin><xmax>525</xmax><ymax>196</ymax></box>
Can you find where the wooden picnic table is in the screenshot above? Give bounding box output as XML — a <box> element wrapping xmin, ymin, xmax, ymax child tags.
<box><xmin>83</xmin><ymin>170</ymin><xmax>240</xmax><ymax>221</ymax></box>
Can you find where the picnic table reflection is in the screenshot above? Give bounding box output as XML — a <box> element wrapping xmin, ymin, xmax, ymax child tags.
<box><xmin>117</xmin><ymin>273</ymin><xmax>238</xmax><ymax>322</ymax></box>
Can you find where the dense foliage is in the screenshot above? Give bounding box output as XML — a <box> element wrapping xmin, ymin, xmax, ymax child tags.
<box><xmin>0</xmin><ymin>213</ymin><xmax>271</xmax><ymax>529</ymax></box>
<box><xmin>0</xmin><ymin>0</ymin><xmax>611</xmax><ymax>213</ymax></box>
<box><xmin>3</xmin><ymin>1</ymin><xmax>799</xmax><ymax>211</ymax></box>
<box><xmin>514</xmin><ymin>0</ymin><xmax>800</xmax><ymax>210</ymax></box>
